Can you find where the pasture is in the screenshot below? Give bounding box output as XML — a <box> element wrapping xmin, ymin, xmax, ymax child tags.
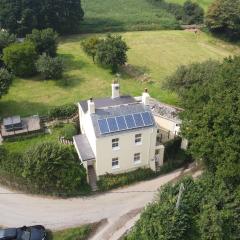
<box><xmin>0</xmin><ymin>30</ymin><xmax>239</xmax><ymax>117</ymax></box>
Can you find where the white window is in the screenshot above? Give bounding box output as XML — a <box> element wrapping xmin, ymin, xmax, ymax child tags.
<box><xmin>135</xmin><ymin>134</ymin><xmax>142</xmax><ymax>145</ymax></box>
<box><xmin>134</xmin><ymin>153</ymin><xmax>141</xmax><ymax>164</ymax></box>
<box><xmin>112</xmin><ymin>157</ymin><xmax>119</xmax><ymax>169</ymax></box>
<box><xmin>112</xmin><ymin>138</ymin><xmax>119</xmax><ymax>150</ymax></box>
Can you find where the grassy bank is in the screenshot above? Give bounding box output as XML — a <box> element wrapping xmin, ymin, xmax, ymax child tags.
<box><xmin>0</xmin><ymin>30</ymin><xmax>239</xmax><ymax>117</ymax></box>
<box><xmin>167</xmin><ymin>0</ymin><xmax>213</xmax><ymax>10</ymax></box>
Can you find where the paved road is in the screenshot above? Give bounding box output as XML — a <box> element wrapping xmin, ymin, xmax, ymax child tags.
<box><xmin>0</xmin><ymin>167</ymin><xmax>199</xmax><ymax>239</ymax></box>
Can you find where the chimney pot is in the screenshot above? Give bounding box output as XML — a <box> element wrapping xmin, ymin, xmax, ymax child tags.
<box><xmin>145</xmin><ymin>88</ymin><xmax>148</xmax><ymax>93</ymax></box>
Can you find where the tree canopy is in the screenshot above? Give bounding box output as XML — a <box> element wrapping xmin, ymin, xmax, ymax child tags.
<box><xmin>0</xmin><ymin>0</ymin><xmax>84</xmax><ymax>36</ymax></box>
<box><xmin>205</xmin><ymin>0</ymin><xmax>240</xmax><ymax>40</ymax></box>
<box><xmin>0</xmin><ymin>68</ymin><xmax>13</xmax><ymax>98</ymax></box>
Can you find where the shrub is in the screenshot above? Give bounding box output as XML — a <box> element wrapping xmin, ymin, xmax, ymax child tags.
<box><xmin>22</xmin><ymin>142</ymin><xmax>88</xmax><ymax>195</ymax></box>
<box><xmin>3</xmin><ymin>41</ymin><xmax>37</xmax><ymax>77</ymax></box>
<box><xmin>48</xmin><ymin>104</ymin><xmax>78</xmax><ymax>119</ymax></box>
<box><xmin>182</xmin><ymin>0</ymin><xmax>204</xmax><ymax>25</ymax></box>
<box><xmin>96</xmin><ymin>34</ymin><xmax>129</xmax><ymax>73</ymax></box>
<box><xmin>0</xmin><ymin>30</ymin><xmax>16</xmax><ymax>57</ymax></box>
<box><xmin>97</xmin><ymin>168</ymin><xmax>156</xmax><ymax>191</ymax></box>
<box><xmin>26</xmin><ymin>28</ymin><xmax>58</xmax><ymax>57</ymax></box>
<box><xmin>36</xmin><ymin>53</ymin><xmax>63</xmax><ymax>80</ymax></box>
<box><xmin>81</xmin><ymin>37</ymin><xmax>102</xmax><ymax>63</ymax></box>
<box><xmin>0</xmin><ymin>68</ymin><xmax>13</xmax><ymax>98</ymax></box>
<box><xmin>205</xmin><ymin>0</ymin><xmax>240</xmax><ymax>40</ymax></box>
<box><xmin>59</xmin><ymin>124</ymin><xmax>78</xmax><ymax>140</ymax></box>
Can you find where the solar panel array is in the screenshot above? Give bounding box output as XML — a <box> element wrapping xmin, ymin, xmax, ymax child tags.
<box><xmin>98</xmin><ymin>112</ymin><xmax>154</xmax><ymax>135</ymax></box>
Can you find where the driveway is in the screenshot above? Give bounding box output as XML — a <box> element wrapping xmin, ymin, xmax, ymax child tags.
<box><xmin>0</xmin><ymin>167</ymin><xmax>200</xmax><ymax>239</ymax></box>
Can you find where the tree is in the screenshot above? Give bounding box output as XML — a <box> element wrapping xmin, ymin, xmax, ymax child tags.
<box><xmin>0</xmin><ymin>68</ymin><xmax>13</xmax><ymax>98</ymax></box>
<box><xmin>36</xmin><ymin>53</ymin><xmax>63</xmax><ymax>80</ymax></box>
<box><xmin>0</xmin><ymin>0</ymin><xmax>84</xmax><ymax>36</ymax></box>
<box><xmin>182</xmin><ymin>1</ymin><xmax>204</xmax><ymax>24</ymax></box>
<box><xmin>96</xmin><ymin>34</ymin><xmax>129</xmax><ymax>73</ymax></box>
<box><xmin>26</xmin><ymin>28</ymin><xmax>58</xmax><ymax>57</ymax></box>
<box><xmin>166</xmin><ymin>60</ymin><xmax>220</xmax><ymax>95</ymax></box>
<box><xmin>180</xmin><ymin>56</ymin><xmax>240</xmax><ymax>187</ymax></box>
<box><xmin>23</xmin><ymin>142</ymin><xmax>88</xmax><ymax>194</ymax></box>
<box><xmin>205</xmin><ymin>0</ymin><xmax>240</xmax><ymax>40</ymax></box>
<box><xmin>81</xmin><ymin>37</ymin><xmax>102</xmax><ymax>63</ymax></box>
<box><xmin>3</xmin><ymin>41</ymin><xmax>37</xmax><ymax>77</ymax></box>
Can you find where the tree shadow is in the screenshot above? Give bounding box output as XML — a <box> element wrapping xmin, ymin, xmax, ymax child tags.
<box><xmin>59</xmin><ymin>53</ymin><xmax>86</xmax><ymax>71</ymax></box>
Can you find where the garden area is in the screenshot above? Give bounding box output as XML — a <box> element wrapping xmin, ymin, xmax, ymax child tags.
<box><xmin>0</xmin><ymin>30</ymin><xmax>239</xmax><ymax>117</ymax></box>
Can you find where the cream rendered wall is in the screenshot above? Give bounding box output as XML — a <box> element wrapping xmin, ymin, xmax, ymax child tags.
<box><xmin>95</xmin><ymin>127</ymin><xmax>157</xmax><ymax>177</ymax></box>
<box><xmin>154</xmin><ymin>115</ymin><xmax>177</xmax><ymax>132</ymax></box>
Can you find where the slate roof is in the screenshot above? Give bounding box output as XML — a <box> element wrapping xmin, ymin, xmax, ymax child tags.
<box><xmin>91</xmin><ymin>103</ymin><xmax>155</xmax><ymax>138</ymax></box>
<box><xmin>73</xmin><ymin>134</ymin><xmax>95</xmax><ymax>161</ymax></box>
<box><xmin>79</xmin><ymin>96</ymin><xmax>137</xmax><ymax>113</ymax></box>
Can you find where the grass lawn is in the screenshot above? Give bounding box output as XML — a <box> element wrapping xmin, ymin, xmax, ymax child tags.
<box><xmin>0</xmin><ymin>30</ymin><xmax>239</xmax><ymax>117</ymax></box>
<box><xmin>48</xmin><ymin>225</ymin><xmax>92</xmax><ymax>240</ymax></box>
<box><xmin>80</xmin><ymin>0</ymin><xmax>179</xmax><ymax>33</ymax></box>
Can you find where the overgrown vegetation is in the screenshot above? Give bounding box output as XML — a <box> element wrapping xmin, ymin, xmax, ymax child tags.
<box><xmin>0</xmin><ymin>0</ymin><xmax>84</xmax><ymax>36</ymax></box>
<box><xmin>48</xmin><ymin>104</ymin><xmax>78</xmax><ymax>119</ymax></box>
<box><xmin>206</xmin><ymin>0</ymin><xmax>240</xmax><ymax>41</ymax></box>
<box><xmin>0</xmin><ymin>68</ymin><xmax>13</xmax><ymax>98</ymax></box>
<box><xmin>59</xmin><ymin>123</ymin><xmax>78</xmax><ymax>140</ymax></box>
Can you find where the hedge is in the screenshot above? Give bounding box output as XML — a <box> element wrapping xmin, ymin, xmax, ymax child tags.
<box><xmin>48</xmin><ymin>104</ymin><xmax>78</xmax><ymax>119</ymax></box>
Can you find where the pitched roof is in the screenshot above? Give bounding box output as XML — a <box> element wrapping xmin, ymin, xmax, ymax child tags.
<box><xmin>91</xmin><ymin>103</ymin><xmax>155</xmax><ymax>138</ymax></box>
<box><xmin>79</xmin><ymin>96</ymin><xmax>137</xmax><ymax>113</ymax></box>
<box><xmin>73</xmin><ymin>134</ymin><xmax>95</xmax><ymax>161</ymax></box>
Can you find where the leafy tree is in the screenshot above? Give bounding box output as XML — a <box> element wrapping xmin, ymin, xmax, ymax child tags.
<box><xmin>166</xmin><ymin>60</ymin><xmax>220</xmax><ymax>95</ymax></box>
<box><xmin>0</xmin><ymin>0</ymin><xmax>84</xmax><ymax>36</ymax></box>
<box><xmin>26</xmin><ymin>28</ymin><xmax>58</xmax><ymax>57</ymax></box>
<box><xmin>0</xmin><ymin>68</ymin><xmax>13</xmax><ymax>98</ymax></box>
<box><xmin>81</xmin><ymin>37</ymin><xmax>102</xmax><ymax>63</ymax></box>
<box><xmin>0</xmin><ymin>30</ymin><xmax>16</xmax><ymax>54</ymax></box>
<box><xmin>180</xmin><ymin>56</ymin><xmax>240</xmax><ymax>187</ymax></box>
<box><xmin>96</xmin><ymin>34</ymin><xmax>129</xmax><ymax>73</ymax></box>
<box><xmin>3</xmin><ymin>41</ymin><xmax>37</xmax><ymax>77</ymax></box>
<box><xmin>23</xmin><ymin>142</ymin><xmax>88</xmax><ymax>194</ymax></box>
<box><xmin>205</xmin><ymin>0</ymin><xmax>240</xmax><ymax>40</ymax></box>
<box><xmin>182</xmin><ymin>1</ymin><xmax>204</xmax><ymax>24</ymax></box>
<box><xmin>36</xmin><ymin>53</ymin><xmax>63</xmax><ymax>80</ymax></box>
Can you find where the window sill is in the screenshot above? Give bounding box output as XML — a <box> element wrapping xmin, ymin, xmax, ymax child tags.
<box><xmin>112</xmin><ymin>147</ymin><xmax>120</xmax><ymax>151</ymax></box>
<box><xmin>134</xmin><ymin>161</ymin><xmax>141</xmax><ymax>165</ymax></box>
<box><xmin>135</xmin><ymin>142</ymin><xmax>142</xmax><ymax>146</ymax></box>
<box><xmin>112</xmin><ymin>165</ymin><xmax>120</xmax><ymax>170</ymax></box>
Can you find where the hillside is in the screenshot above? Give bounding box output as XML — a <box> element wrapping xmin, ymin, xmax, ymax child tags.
<box><xmin>167</xmin><ymin>0</ymin><xmax>213</xmax><ymax>10</ymax></box>
<box><xmin>0</xmin><ymin>30</ymin><xmax>239</xmax><ymax>117</ymax></box>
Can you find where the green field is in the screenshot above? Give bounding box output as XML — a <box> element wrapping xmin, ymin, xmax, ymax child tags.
<box><xmin>0</xmin><ymin>30</ymin><xmax>239</xmax><ymax>117</ymax></box>
<box><xmin>81</xmin><ymin>0</ymin><xmax>179</xmax><ymax>33</ymax></box>
<box><xmin>167</xmin><ymin>0</ymin><xmax>213</xmax><ymax>10</ymax></box>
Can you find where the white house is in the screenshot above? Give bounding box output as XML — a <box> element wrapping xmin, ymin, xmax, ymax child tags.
<box><xmin>73</xmin><ymin>81</ymin><xmax>182</xmax><ymax>186</ymax></box>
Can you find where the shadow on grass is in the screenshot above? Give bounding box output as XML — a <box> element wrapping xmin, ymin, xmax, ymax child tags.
<box><xmin>0</xmin><ymin>100</ymin><xmax>52</xmax><ymax>118</ymax></box>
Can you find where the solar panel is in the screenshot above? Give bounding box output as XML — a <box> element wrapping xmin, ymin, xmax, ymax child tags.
<box><xmin>125</xmin><ymin>115</ymin><xmax>136</xmax><ymax>129</ymax></box>
<box><xmin>133</xmin><ymin>113</ymin><xmax>144</xmax><ymax>127</ymax></box>
<box><xmin>107</xmin><ymin>117</ymin><xmax>119</xmax><ymax>132</ymax></box>
<box><xmin>141</xmin><ymin>112</ymin><xmax>153</xmax><ymax>126</ymax></box>
<box><xmin>98</xmin><ymin>119</ymin><xmax>109</xmax><ymax>134</ymax></box>
<box><xmin>116</xmin><ymin>116</ymin><xmax>127</xmax><ymax>130</ymax></box>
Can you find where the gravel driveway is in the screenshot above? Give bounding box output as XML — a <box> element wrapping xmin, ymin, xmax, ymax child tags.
<box><xmin>0</xmin><ymin>167</ymin><xmax>200</xmax><ymax>239</ymax></box>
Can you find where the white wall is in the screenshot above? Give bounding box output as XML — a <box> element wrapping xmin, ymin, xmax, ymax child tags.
<box><xmin>95</xmin><ymin>127</ymin><xmax>157</xmax><ymax>177</ymax></box>
<box><xmin>154</xmin><ymin>115</ymin><xmax>178</xmax><ymax>133</ymax></box>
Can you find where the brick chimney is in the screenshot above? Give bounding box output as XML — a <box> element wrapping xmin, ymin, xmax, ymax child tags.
<box><xmin>142</xmin><ymin>88</ymin><xmax>150</xmax><ymax>105</ymax></box>
<box><xmin>88</xmin><ymin>97</ymin><xmax>95</xmax><ymax>114</ymax></box>
<box><xmin>111</xmin><ymin>80</ymin><xmax>120</xmax><ymax>99</ymax></box>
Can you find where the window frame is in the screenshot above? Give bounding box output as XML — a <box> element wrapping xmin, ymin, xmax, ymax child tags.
<box><xmin>134</xmin><ymin>153</ymin><xmax>141</xmax><ymax>164</ymax></box>
<box><xmin>135</xmin><ymin>133</ymin><xmax>142</xmax><ymax>145</ymax></box>
<box><xmin>112</xmin><ymin>157</ymin><xmax>119</xmax><ymax>169</ymax></box>
<box><xmin>112</xmin><ymin>138</ymin><xmax>120</xmax><ymax>150</ymax></box>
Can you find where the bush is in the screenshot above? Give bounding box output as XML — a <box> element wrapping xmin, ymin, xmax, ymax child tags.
<box><xmin>3</xmin><ymin>41</ymin><xmax>37</xmax><ymax>77</ymax></box>
<box><xmin>97</xmin><ymin>168</ymin><xmax>156</xmax><ymax>191</ymax></box>
<box><xmin>205</xmin><ymin>0</ymin><xmax>240</xmax><ymax>40</ymax></box>
<box><xmin>48</xmin><ymin>104</ymin><xmax>78</xmax><ymax>119</ymax></box>
<box><xmin>59</xmin><ymin>124</ymin><xmax>78</xmax><ymax>140</ymax></box>
<box><xmin>36</xmin><ymin>53</ymin><xmax>63</xmax><ymax>80</ymax></box>
<box><xmin>81</xmin><ymin>37</ymin><xmax>102</xmax><ymax>63</ymax></box>
<box><xmin>23</xmin><ymin>142</ymin><xmax>89</xmax><ymax>195</ymax></box>
<box><xmin>26</xmin><ymin>28</ymin><xmax>58</xmax><ymax>57</ymax></box>
<box><xmin>182</xmin><ymin>0</ymin><xmax>204</xmax><ymax>25</ymax></box>
<box><xmin>0</xmin><ymin>68</ymin><xmax>13</xmax><ymax>98</ymax></box>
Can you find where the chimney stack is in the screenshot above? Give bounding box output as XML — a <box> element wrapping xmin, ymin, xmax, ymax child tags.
<box><xmin>142</xmin><ymin>88</ymin><xmax>150</xmax><ymax>105</ymax></box>
<box><xmin>88</xmin><ymin>97</ymin><xmax>95</xmax><ymax>114</ymax></box>
<box><xmin>111</xmin><ymin>80</ymin><xmax>120</xmax><ymax>99</ymax></box>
